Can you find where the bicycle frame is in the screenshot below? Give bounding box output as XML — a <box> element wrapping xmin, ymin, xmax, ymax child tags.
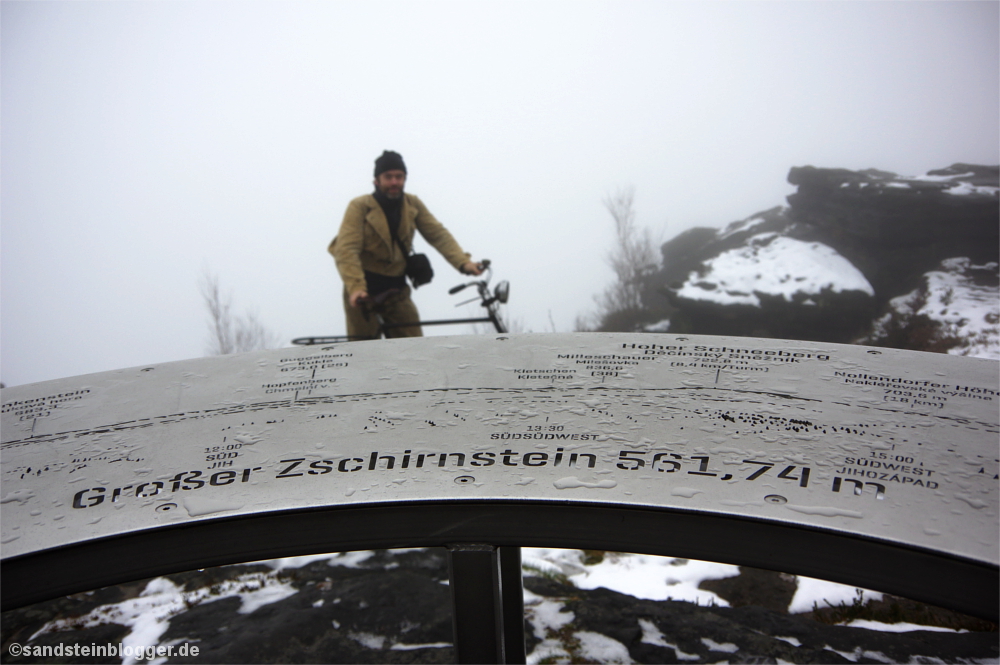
<box><xmin>293</xmin><ymin>263</ymin><xmax>508</xmax><ymax>345</ymax></box>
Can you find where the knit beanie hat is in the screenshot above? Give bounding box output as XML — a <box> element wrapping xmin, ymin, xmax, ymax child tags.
<box><xmin>374</xmin><ymin>150</ymin><xmax>407</xmax><ymax>177</ymax></box>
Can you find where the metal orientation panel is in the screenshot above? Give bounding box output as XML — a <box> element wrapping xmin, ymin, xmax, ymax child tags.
<box><xmin>2</xmin><ymin>333</ymin><xmax>997</xmax><ymax>617</ymax></box>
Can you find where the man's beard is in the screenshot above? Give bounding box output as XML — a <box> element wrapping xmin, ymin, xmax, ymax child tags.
<box><xmin>380</xmin><ymin>185</ymin><xmax>404</xmax><ymax>200</ymax></box>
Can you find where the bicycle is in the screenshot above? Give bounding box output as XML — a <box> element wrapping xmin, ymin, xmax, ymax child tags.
<box><xmin>292</xmin><ymin>260</ymin><xmax>509</xmax><ymax>345</ymax></box>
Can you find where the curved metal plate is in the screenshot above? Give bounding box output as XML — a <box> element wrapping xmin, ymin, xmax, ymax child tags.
<box><xmin>2</xmin><ymin>333</ymin><xmax>997</xmax><ymax>615</ymax></box>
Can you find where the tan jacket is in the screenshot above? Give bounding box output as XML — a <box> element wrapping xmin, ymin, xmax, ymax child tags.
<box><xmin>328</xmin><ymin>193</ymin><xmax>471</xmax><ymax>295</ymax></box>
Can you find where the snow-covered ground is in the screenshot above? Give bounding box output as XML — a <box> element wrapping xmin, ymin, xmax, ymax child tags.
<box><xmin>521</xmin><ymin>548</ymin><xmax>882</xmax><ymax>612</ymax></box>
<box><xmin>26</xmin><ymin>548</ymin><xmax>976</xmax><ymax>665</ymax></box>
<box><xmin>29</xmin><ymin>574</ymin><xmax>298</xmax><ymax>665</ymax></box>
<box><xmin>867</xmin><ymin>258</ymin><xmax>1000</xmax><ymax>360</ymax></box>
<box><xmin>912</xmin><ymin>259</ymin><xmax>999</xmax><ymax>359</ymax></box>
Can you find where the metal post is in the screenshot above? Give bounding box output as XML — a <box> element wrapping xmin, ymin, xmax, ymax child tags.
<box><xmin>499</xmin><ymin>546</ymin><xmax>526</xmax><ymax>664</ymax></box>
<box><xmin>448</xmin><ymin>544</ymin><xmax>504</xmax><ymax>664</ymax></box>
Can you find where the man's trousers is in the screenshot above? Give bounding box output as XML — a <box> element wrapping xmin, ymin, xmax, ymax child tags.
<box><xmin>342</xmin><ymin>287</ymin><xmax>423</xmax><ymax>340</ymax></box>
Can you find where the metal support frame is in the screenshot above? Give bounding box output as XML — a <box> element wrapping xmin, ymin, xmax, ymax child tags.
<box><xmin>447</xmin><ymin>544</ymin><xmax>526</xmax><ymax>664</ymax></box>
<box><xmin>4</xmin><ymin>500</ymin><xmax>998</xmax><ymax>620</ymax></box>
<box><xmin>448</xmin><ymin>544</ymin><xmax>503</xmax><ymax>663</ymax></box>
<box><xmin>499</xmin><ymin>547</ymin><xmax>526</xmax><ymax>664</ymax></box>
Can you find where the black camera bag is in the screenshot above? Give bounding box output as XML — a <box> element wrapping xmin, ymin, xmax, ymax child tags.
<box><xmin>395</xmin><ymin>236</ymin><xmax>434</xmax><ymax>289</ymax></box>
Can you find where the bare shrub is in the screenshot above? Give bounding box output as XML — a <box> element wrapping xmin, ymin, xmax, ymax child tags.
<box><xmin>200</xmin><ymin>271</ymin><xmax>281</xmax><ymax>355</ymax></box>
<box><xmin>580</xmin><ymin>188</ymin><xmax>661</xmax><ymax>331</ymax></box>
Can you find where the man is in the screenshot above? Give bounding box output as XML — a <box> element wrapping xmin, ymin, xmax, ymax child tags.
<box><xmin>329</xmin><ymin>150</ymin><xmax>483</xmax><ymax>339</ymax></box>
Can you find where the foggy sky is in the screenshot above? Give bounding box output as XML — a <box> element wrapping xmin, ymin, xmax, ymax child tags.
<box><xmin>2</xmin><ymin>0</ymin><xmax>998</xmax><ymax>387</ymax></box>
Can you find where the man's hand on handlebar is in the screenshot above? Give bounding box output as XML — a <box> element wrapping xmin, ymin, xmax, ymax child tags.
<box><xmin>349</xmin><ymin>290</ymin><xmax>369</xmax><ymax>308</ymax></box>
<box><xmin>461</xmin><ymin>260</ymin><xmax>486</xmax><ymax>276</ymax></box>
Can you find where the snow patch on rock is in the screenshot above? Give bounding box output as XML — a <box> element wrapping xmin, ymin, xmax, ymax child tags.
<box><xmin>29</xmin><ymin>573</ymin><xmax>298</xmax><ymax>665</ymax></box>
<box><xmin>523</xmin><ymin>548</ymin><xmax>738</xmax><ymax>605</ymax></box>
<box><xmin>675</xmin><ymin>234</ymin><xmax>874</xmax><ymax>307</ymax></box>
<box><xmin>863</xmin><ymin>258</ymin><xmax>999</xmax><ymax>359</ymax></box>
<box><xmin>574</xmin><ymin>630</ymin><xmax>633</xmax><ymax>663</ymax></box>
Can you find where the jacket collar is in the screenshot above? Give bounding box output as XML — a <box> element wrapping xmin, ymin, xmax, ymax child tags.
<box><xmin>364</xmin><ymin>193</ymin><xmax>412</xmax><ymax>250</ymax></box>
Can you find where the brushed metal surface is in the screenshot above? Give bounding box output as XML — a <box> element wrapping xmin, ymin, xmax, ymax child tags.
<box><xmin>2</xmin><ymin>333</ymin><xmax>996</xmax><ymax>573</ymax></box>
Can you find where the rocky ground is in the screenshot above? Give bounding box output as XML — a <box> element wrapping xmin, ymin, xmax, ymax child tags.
<box><xmin>2</xmin><ymin>548</ymin><xmax>996</xmax><ymax>664</ymax></box>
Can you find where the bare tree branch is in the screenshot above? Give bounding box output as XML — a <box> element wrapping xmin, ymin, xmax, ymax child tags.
<box><xmin>584</xmin><ymin>187</ymin><xmax>661</xmax><ymax>331</ymax></box>
<box><xmin>200</xmin><ymin>271</ymin><xmax>281</xmax><ymax>355</ymax></box>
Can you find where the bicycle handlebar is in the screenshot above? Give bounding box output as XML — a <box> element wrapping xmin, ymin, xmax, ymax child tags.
<box><xmin>450</xmin><ymin>259</ymin><xmax>492</xmax><ymax>294</ymax></box>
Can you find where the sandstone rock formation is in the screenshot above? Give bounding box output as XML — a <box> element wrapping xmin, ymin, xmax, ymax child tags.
<box><xmin>631</xmin><ymin>164</ymin><xmax>999</xmax><ymax>357</ymax></box>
